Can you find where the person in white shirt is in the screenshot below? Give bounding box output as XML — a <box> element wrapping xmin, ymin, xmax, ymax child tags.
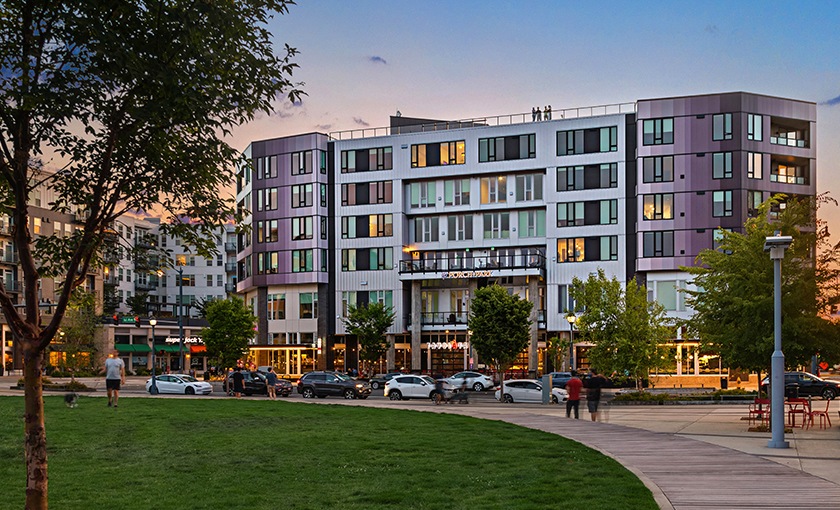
<box><xmin>104</xmin><ymin>350</ymin><xmax>126</xmax><ymax>408</ymax></box>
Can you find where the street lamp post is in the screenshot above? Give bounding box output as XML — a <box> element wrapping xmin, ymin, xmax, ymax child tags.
<box><xmin>566</xmin><ymin>315</ymin><xmax>576</xmax><ymax>371</ymax></box>
<box><xmin>764</xmin><ymin>233</ymin><xmax>793</xmax><ymax>449</ymax></box>
<box><xmin>149</xmin><ymin>317</ymin><xmax>159</xmax><ymax>395</ymax></box>
<box><xmin>177</xmin><ymin>265</ymin><xmax>185</xmax><ymax>374</ymax></box>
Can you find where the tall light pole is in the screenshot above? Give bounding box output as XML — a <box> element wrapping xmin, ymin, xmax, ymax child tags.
<box><xmin>149</xmin><ymin>317</ymin><xmax>159</xmax><ymax>395</ymax></box>
<box><xmin>764</xmin><ymin>233</ymin><xmax>793</xmax><ymax>449</ymax></box>
<box><xmin>566</xmin><ymin>314</ymin><xmax>576</xmax><ymax>371</ymax></box>
<box><xmin>177</xmin><ymin>265</ymin><xmax>185</xmax><ymax>374</ymax></box>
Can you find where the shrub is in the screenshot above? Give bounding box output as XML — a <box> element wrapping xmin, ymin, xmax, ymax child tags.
<box><xmin>612</xmin><ymin>391</ymin><xmax>670</xmax><ymax>403</ymax></box>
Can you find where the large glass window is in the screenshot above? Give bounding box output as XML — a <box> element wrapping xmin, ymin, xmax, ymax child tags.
<box><xmin>643</xmin><ymin>231</ymin><xmax>674</xmax><ymax>257</ymax></box>
<box><xmin>410</xmin><ymin>182</ymin><xmax>435</xmax><ymax>208</ymax></box>
<box><xmin>643</xmin><ymin>194</ymin><xmax>673</xmax><ymax>220</ymax></box>
<box><xmin>267</xmin><ymin>293</ymin><xmax>285</xmax><ymax>320</ymax></box>
<box><xmin>557</xmin><ymin>200</ymin><xmax>617</xmax><ymax>226</ymax></box>
<box><xmin>291</xmin><ymin>150</ymin><xmax>311</xmax><ymax>175</ymax></box>
<box><xmin>642</xmin><ymin>156</ymin><xmax>673</xmax><ymax>183</ymax></box>
<box><xmin>482</xmin><ymin>212</ymin><xmax>510</xmax><ymax>239</ymax></box>
<box><xmin>292</xmin><ymin>217</ymin><xmax>313</xmax><ymax>241</ymax></box>
<box><xmin>256</xmin><ymin>188</ymin><xmax>278</xmax><ymax>212</ymax></box>
<box><xmin>444</xmin><ymin>179</ymin><xmax>470</xmax><ymax>206</ymax></box>
<box><xmin>747</xmin><ymin>190</ymin><xmax>763</xmax><ymax>218</ymax></box>
<box><xmin>515</xmin><ymin>174</ymin><xmax>543</xmax><ymax>201</ymax></box>
<box><xmin>291</xmin><ymin>184</ymin><xmax>313</xmax><ymax>208</ymax></box>
<box><xmin>557</xmin><ymin>236</ymin><xmax>617</xmax><ymax>262</ymax></box>
<box><xmin>747</xmin><ymin>114</ymin><xmax>763</xmax><ymax>141</ymax></box>
<box><xmin>557</xmin><ymin>163</ymin><xmax>617</xmax><ymax>191</ymax></box>
<box><xmin>747</xmin><ymin>153</ymin><xmax>763</xmax><ymax>179</ymax></box>
<box><xmin>447</xmin><ymin>215</ymin><xmax>473</xmax><ymax>241</ymax></box>
<box><xmin>712</xmin><ymin>191</ymin><xmax>733</xmax><ymax>217</ymax></box>
<box><xmin>299</xmin><ymin>292</ymin><xmax>317</xmax><ymax>319</ymax></box>
<box><xmin>712</xmin><ymin>152</ymin><xmax>732</xmax><ymax>179</ymax></box>
<box><xmin>341</xmin><ymin>248</ymin><xmax>393</xmax><ymax>271</ymax></box>
<box><xmin>642</xmin><ymin>118</ymin><xmax>674</xmax><ymax>145</ymax></box>
<box><xmin>518</xmin><ymin>210</ymin><xmax>546</xmax><ymax>237</ymax></box>
<box><xmin>480</xmin><ymin>176</ymin><xmax>507</xmax><ymax>204</ymax></box>
<box><xmin>341</xmin><ymin>147</ymin><xmax>393</xmax><ymax>173</ymax></box>
<box><xmin>414</xmin><ymin>217</ymin><xmax>439</xmax><ymax>243</ymax></box>
<box><xmin>557</xmin><ymin>127</ymin><xmax>617</xmax><ymax>155</ymax></box>
<box><xmin>292</xmin><ymin>250</ymin><xmax>314</xmax><ymax>272</ymax></box>
<box><xmin>478</xmin><ymin>134</ymin><xmax>535</xmax><ymax>162</ymax></box>
<box><xmin>341</xmin><ymin>181</ymin><xmax>393</xmax><ymax>206</ymax></box>
<box><xmin>713</xmin><ymin>113</ymin><xmax>732</xmax><ymax>141</ymax></box>
<box><xmin>411</xmin><ymin>140</ymin><xmax>465</xmax><ymax>167</ymax></box>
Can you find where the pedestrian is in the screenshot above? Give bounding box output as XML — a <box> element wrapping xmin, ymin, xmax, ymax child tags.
<box><xmin>545</xmin><ymin>105</ymin><xmax>552</xmax><ymax>120</ymax></box>
<box><xmin>585</xmin><ymin>368</ymin><xmax>608</xmax><ymax>421</ymax></box>
<box><xmin>536</xmin><ymin>106</ymin><xmax>542</xmax><ymax>121</ymax></box>
<box><xmin>265</xmin><ymin>366</ymin><xmax>277</xmax><ymax>400</ymax></box>
<box><xmin>231</xmin><ymin>366</ymin><xmax>245</xmax><ymax>399</ymax></box>
<box><xmin>104</xmin><ymin>350</ymin><xmax>125</xmax><ymax>408</ymax></box>
<box><xmin>565</xmin><ymin>370</ymin><xmax>583</xmax><ymax>419</ymax></box>
<box><xmin>532</xmin><ymin>106</ymin><xmax>537</xmax><ymax>122</ymax></box>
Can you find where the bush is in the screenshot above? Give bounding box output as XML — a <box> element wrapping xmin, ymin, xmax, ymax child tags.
<box><xmin>132</xmin><ymin>367</ymin><xmax>150</xmax><ymax>376</ymax></box>
<box><xmin>612</xmin><ymin>391</ymin><xmax>670</xmax><ymax>403</ymax></box>
<box><xmin>63</xmin><ymin>380</ymin><xmax>91</xmax><ymax>391</ymax></box>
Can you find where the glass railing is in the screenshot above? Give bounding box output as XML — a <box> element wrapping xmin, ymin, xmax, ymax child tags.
<box><xmin>769</xmin><ymin>136</ymin><xmax>808</xmax><ymax>148</ymax></box>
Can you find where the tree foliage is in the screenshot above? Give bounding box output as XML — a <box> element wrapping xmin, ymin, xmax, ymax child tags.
<box><xmin>468</xmin><ymin>284</ymin><xmax>533</xmax><ymax>382</ymax></box>
<box><xmin>570</xmin><ymin>269</ymin><xmax>670</xmax><ymax>390</ymax></box>
<box><xmin>56</xmin><ymin>289</ymin><xmax>100</xmax><ymax>379</ymax></box>
<box><xmin>0</xmin><ymin>1</ymin><xmax>302</xmax><ymax>507</ymax></box>
<box><xmin>683</xmin><ymin>194</ymin><xmax>840</xmax><ymax>374</ymax></box>
<box><xmin>201</xmin><ymin>298</ymin><xmax>257</xmax><ymax>372</ymax></box>
<box><xmin>343</xmin><ymin>302</ymin><xmax>395</xmax><ymax>364</ymax></box>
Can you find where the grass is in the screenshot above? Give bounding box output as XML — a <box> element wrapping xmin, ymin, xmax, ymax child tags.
<box><xmin>0</xmin><ymin>396</ymin><xmax>657</xmax><ymax>510</ymax></box>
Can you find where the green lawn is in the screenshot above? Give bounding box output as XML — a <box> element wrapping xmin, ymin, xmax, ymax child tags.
<box><xmin>0</xmin><ymin>396</ymin><xmax>656</xmax><ymax>509</ymax></box>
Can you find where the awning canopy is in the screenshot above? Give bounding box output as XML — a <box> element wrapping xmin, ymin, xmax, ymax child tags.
<box><xmin>114</xmin><ymin>344</ymin><xmax>151</xmax><ymax>353</ymax></box>
<box><xmin>157</xmin><ymin>345</ymin><xmax>184</xmax><ymax>353</ymax></box>
<box><xmin>190</xmin><ymin>345</ymin><xmax>206</xmax><ymax>354</ymax></box>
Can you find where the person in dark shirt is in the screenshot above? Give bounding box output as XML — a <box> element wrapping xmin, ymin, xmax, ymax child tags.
<box><xmin>564</xmin><ymin>371</ymin><xmax>583</xmax><ymax>419</ymax></box>
<box><xmin>585</xmin><ymin>368</ymin><xmax>607</xmax><ymax>421</ymax></box>
<box><xmin>231</xmin><ymin>366</ymin><xmax>245</xmax><ymax>399</ymax></box>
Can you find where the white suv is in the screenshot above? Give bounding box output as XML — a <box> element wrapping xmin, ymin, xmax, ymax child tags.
<box><xmin>441</xmin><ymin>371</ymin><xmax>495</xmax><ymax>392</ymax></box>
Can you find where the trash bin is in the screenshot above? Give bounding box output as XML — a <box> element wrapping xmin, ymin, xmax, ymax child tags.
<box><xmin>785</xmin><ymin>384</ymin><xmax>799</xmax><ymax>398</ymax></box>
<box><xmin>720</xmin><ymin>377</ymin><xmax>728</xmax><ymax>390</ymax></box>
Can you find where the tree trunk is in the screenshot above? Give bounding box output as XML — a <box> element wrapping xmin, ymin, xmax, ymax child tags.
<box><xmin>24</xmin><ymin>348</ymin><xmax>48</xmax><ymax>510</ymax></box>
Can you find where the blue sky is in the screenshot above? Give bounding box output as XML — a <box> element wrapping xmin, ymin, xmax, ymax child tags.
<box><xmin>231</xmin><ymin>0</ymin><xmax>840</xmax><ymax>225</ymax></box>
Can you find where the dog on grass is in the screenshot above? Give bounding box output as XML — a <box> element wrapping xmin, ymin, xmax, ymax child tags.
<box><xmin>64</xmin><ymin>392</ymin><xmax>78</xmax><ymax>408</ymax></box>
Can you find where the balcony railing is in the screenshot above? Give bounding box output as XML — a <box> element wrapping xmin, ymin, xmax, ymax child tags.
<box><xmin>399</xmin><ymin>252</ymin><xmax>546</xmax><ymax>275</ymax></box>
<box><xmin>134</xmin><ymin>281</ymin><xmax>156</xmax><ymax>291</ymax></box>
<box><xmin>770</xmin><ymin>135</ymin><xmax>808</xmax><ymax>148</ymax></box>
<box><xmin>224</xmin><ymin>242</ymin><xmax>237</xmax><ymax>252</ymax></box>
<box><xmin>407</xmin><ymin>309</ymin><xmax>547</xmax><ymax>329</ymax></box>
<box><xmin>2</xmin><ymin>281</ymin><xmax>22</xmax><ymax>293</ymax></box>
<box><xmin>225</xmin><ymin>262</ymin><xmax>236</xmax><ymax>272</ymax></box>
<box><xmin>1</xmin><ymin>253</ymin><xmax>19</xmax><ymax>265</ymax></box>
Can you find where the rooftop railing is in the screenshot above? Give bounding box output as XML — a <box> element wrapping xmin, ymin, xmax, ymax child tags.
<box><xmin>329</xmin><ymin>102</ymin><xmax>637</xmax><ymax>141</ymax></box>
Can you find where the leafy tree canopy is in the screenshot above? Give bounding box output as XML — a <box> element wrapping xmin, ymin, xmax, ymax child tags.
<box><xmin>683</xmin><ymin>194</ymin><xmax>840</xmax><ymax>373</ymax></box>
<box><xmin>571</xmin><ymin>269</ymin><xmax>670</xmax><ymax>389</ymax></box>
<box><xmin>343</xmin><ymin>302</ymin><xmax>395</xmax><ymax>363</ymax></box>
<box><xmin>468</xmin><ymin>284</ymin><xmax>533</xmax><ymax>373</ymax></box>
<box><xmin>201</xmin><ymin>297</ymin><xmax>257</xmax><ymax>372</ymax></box>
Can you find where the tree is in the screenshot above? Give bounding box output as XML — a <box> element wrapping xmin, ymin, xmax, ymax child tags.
<box><xmin>343</xmin><ymin>302</ymin><xmax>395</xmax><ymax>369</ymax></box>
<box><xmin>0</xmin><ymin>2</ymin><xmax>302</xmax><ymax>507</ymax></box>
<box><xmin>56</xmin><ymin>289</ymin><xmax>100</xmax><ymax>380</ymax></box>
<box><xmin>570</xmin><ymin>269</ymin><xmax>670</xmax><ymax>390</ymax></box>
<box><xmin>201</xmin><ymin>298</ymin><xmax>257</xmax><ymax>373</ymax></box>
<box><xmin>468</xmin><ymin>284</ymin><xmax>533</xmax><ymax>398</ymax></box>
<box><xmin>125</xmin><ymin>292</ymin><xmax>149</xmax><ymax>316</ymax></box>
<box><xmin>683</xmin><ymin>195</ymin><xmax>840</xmax><ymax>382</ymax></box>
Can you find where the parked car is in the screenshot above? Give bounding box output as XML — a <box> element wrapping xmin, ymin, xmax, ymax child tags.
<box><xmin>384</xmin><ymin>375</ymin><xmax>439</xmax><ymax>400</ymax></box>
<box><xmin>369</xmin><ymin>372</ymin><xmax>403</xmax><ymax>390</ymax></box>
<box><xmin>297</xmin><ymin>371</ymin><xmax>372</xmax><ymax>399</ymax></box>
<box><xmin>225</xmin><ymin>370</ymin><xmax>291</xmax><ymax>397</ymax></box>
<box><xmin>146</xmin><ymin>374</ymin><xmax>213</xmax><ymax>395</ymax></box>
<box><xmin>255</xmin><ymin>368</ymin><xmax>293</xmax><ymax>397</ymax></box>
<box><xmin>440</xmin><ymin>371</ymin><xmax>495</xmax><ymax>392</ymax></box>
<box><xmin>548</xmin><ymin>371</ymin><xmax>573</xmax><ymax>388</ymax></box>
<box><xmin>494</xmin><ymin>379</ymin><xmax>569</xmax><ymax>404</ymax></box>
<box><xmin>760</xmin><ymin>371</ymin><xmax>840</xmax><ymax>400</ymax></box>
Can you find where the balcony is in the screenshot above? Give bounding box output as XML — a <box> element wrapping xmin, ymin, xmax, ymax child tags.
<box><xmin>1</xmin><ymin>253</ymin><xmax>18</xmax><ymax>265</ymax></box>
<box><xmin>398</xmin><ymin>251</ymin><xmax>545</xmax><ymax>281</ymax></box>
<box><xmin>407</xmin><ymin>309</ymin><xmax>546</xmax><ymax>331</ymax></box>
<box><xmin>225</xmin><ymin>262</ymin><xmax>236</xmax><ymax>272</ymax></box>
<box><xmin>135</xmin><ymin>281</ymin><xmax>157</xmax><ymax>291</ymax></box>
<box><xmin>769</xmin><ymin>118</ymin><xmax>810</xmax><ymax>149</ymax></box>
<box><xmin>225</xmin><ymin>283</ymin><xmax>236</xmax><ymax>293</ymax></box>
<box><xmin>224</xmin><ymin>242</ymin><xmax>237</xmax><ymax>252</ymax></box>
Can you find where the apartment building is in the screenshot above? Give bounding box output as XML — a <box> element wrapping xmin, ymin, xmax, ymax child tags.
<box><xmin>236</xmin><ymin>91</ymin><xmax>815</xmax><ymax>382</ymax></box>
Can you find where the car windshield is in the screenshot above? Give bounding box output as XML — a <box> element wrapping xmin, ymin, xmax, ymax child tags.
<box><xmin>420</xmin><ymin>376</ymin><xmax>436</xmax><ymax>385</ymax></box>
<box><xmin>179</xmin><ymin>375</ymin><xmax>198</xmax><ymax>382</ymax></box>
<box><xmin>334</xmin><ymin>372</ymin><xmax>352</xmax><ymax>381</ymax></box>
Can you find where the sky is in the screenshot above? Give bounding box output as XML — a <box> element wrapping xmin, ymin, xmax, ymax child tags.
<box><xmin>229</xmin><ymin>0</ymin><xmax>840</xmax><ymax>228</ymax></box>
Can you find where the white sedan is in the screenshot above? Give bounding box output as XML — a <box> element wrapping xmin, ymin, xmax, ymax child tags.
<box><xmin>384</xmin><ymin>375</ymin><xmax>440</xmax><ymax>400</ymax></box>
<box><xmin>440</xmin><ymin>371</ymin><xmax>495</xmax><ymax>392</ymax></box>
<box><xmin>494</xmin><ymin>379</ymin><xmax>568</xmax><ymax>404</ymax></box>
<box><xmin>145</xmin><ymin>374</ymin><xmax>213</xmax><ymax>395</ymax></box>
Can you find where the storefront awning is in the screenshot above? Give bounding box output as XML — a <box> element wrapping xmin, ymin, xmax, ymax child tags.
<box><xmin>115</xmin><ymin>344</ymin><xmax>151</xmax><ymax>353</ymax></box>
<box><xmin>190</xmin><ymin>345</ymin><xmax>206</xmax><ymax>353</ymax></box>
<box><xmin>157</xmin><ymin>345</ymin><xmax>184</xmax><ymax>353</ymax></box>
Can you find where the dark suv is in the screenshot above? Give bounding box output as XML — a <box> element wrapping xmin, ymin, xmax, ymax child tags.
<box><xmin>760</xmin><ymin>371</ymin><xmax>840</xmax><ymax>400</ymax></box>
<box><xmin>226</xmin><ymin>370</ymin><xmax>292</xmax><ymax>397</ymax></box>
<box><xmin>297</xmin><ymin>371</ymin><xmax>372</xmax><ymax>399</ymax></box>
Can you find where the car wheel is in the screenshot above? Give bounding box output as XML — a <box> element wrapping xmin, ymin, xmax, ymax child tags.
<box><xmin>551</xmin><ymin>395</ymin><xmax>559</xmax><ymax>404</ymax></box>
<box><xmin>185</xmin><ymin>386</ymin><xmax>195</xmax><ymax>395</ymax></box>
<box><xmin>389</xmin><ymin>390</ymin><xmax>402</xmax><ymax>401</ymax></box>
<box><xmin>503</xmin><ymin>394</ymin><xmax>514</xmax><ymax>403</ymax></box>
<box><xmin>472</xmin><ymin>382</ymin><xmax>484</xmax><ymax>392</ymax></box>
<box><xmin>344</xmin><ymin>389</ymin><xmax>356</xmax><ymax>399</ymax></box>
<box><xmin>301</xmin><ymin>387</ymin><xmax>315</xmax><ymax>399</ymax></box>
<box><xmin>822</xmin><ymin>387</ymin><xmax>837</xmax><ymax>400</ymax></box>
<box><xmin>371</xmin><ymin>381</ymin><xmax>381</xmax><ymax>390</ymax></box>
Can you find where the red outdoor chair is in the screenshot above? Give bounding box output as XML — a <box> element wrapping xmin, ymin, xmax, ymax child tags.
<box><xmin>786</xmin><ymin>398</ymin><xmax>810</xmax><ymax>427</ymax></box>
<box><xmin>748</xmin><ymin>398</ymin><xmax>771</xmax><ymax>425</ymax></box>
<box><xmin>805</xmin><ymin>399</ymin><xmax>832</xmax><ymax>429</ymax></box>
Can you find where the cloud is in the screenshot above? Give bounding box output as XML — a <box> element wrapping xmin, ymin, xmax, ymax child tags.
<box><xmin>824</xmin><ymin>95</ymin><xmax>840</xmax><ymax>106</ymax></box>
<box><xmin>353</xmin><ymin>117</ymin><xmax>370</xmax><ymax>127</ymax></box>
<box><xmin>315</xmin><ymin>123</ymin><xmax>333</xmax><ymax>131</ymax></box>
<box><xmin>368</xmin><ymin>56</ymin><xmax>387</xmax><ymax>65</ymax></box>
<box><xmin>704</xmin><ymin>24</ymin><xmax>718</xmax><ymax>34</ymax></box>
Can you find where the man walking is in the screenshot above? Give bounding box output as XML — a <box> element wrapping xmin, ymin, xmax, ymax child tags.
<box><xmin>265</xmin><ymin>366</ymin><xmax>278</xmax><ymax>400</ymax></box>
<box><xmin>585</xmin><ymin>368</ymin><xmax>608</xmax><ymax>421</ymax></box>
<box><xmin>104</xmin><ymin>350</ymin><xmax>125</xmax><ymax>408</ymax></box>
<box><xmin>564</xmin><ymin>370</ymin><xmax>583</xmax><ymax>419</ymax></box>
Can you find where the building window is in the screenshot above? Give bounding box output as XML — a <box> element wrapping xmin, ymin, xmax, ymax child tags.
<box><xmin>410</xmin><ymin>182</ymin><xmax>435</xmax><ymax>208</ymax></box>
<box><xmin>515</xmin><ymin>174</ymin><xmax>543</xmax><ymax>201</ymax></box>
<box><xmin>557</xmin><ymin>163</ymin><xmax>617</xmax><ymax>191</ymax></box>
<box><xmin>480</xmin><ymin>176</ymin><xmax>507</xmax><ymax>204</ymax></box>
<box><xmin>643</xmin><ymin>231</ymin><xmax>674</xmax><ymax>257</ymax></box>
<box><xmin>341</xmin><ymin>181</ymin><xmax>393</xmax><ymax>206</ymax></box>
<box><xmin>299</xmin><ymin>292</ymin><xmax>317</xmax><ymax>319</ymax></box>
<box><xmin>447</xmin><ymin>215</ymin><xmax>473</xmax><ymax>241</ymax></box>
<box><xmin>519</xmin><ymin>210</ymin><xmax>546</xmax><ymax>237</ymax></box>
<box><xmin>267</xmin><ymin>293</ymin><xmax>285</xmax><ymax>320</ymax></box>
<box><xmin>557</xmin><ymin>202</ymin><xmax>583</xmax><ymax>227</ymax></box>
<box><xmin>292</xmin><ymin>217</ymin><xmax>313</xmax><ymax>241</ymax></box>
<box><xmin>292</xmin><ymin>250</ymin><xmax>314</xmax><ymax>272</ymax></box>
<box><xmin>771</xmin><ymin>163</ymin><xmax>808</xmax><ymax>185</ymax></box>
<box><xmin>370</xmin><ymin>247</ymin><xmax>393</xmax><ymax>270</ymax></box>
<box><xmin>369</xmin><ymin>214</ymin><xmax>393</xmax><ymax>237</ymax></box>
<box><xmin>291</xmin><ymin>150</ymin><xmax>312</xmax><ymax>175</ymax></box>
<box><xmin>319</xmin><ymin>149</ymin><xmax>327</xmax><ymax>174</ymax></box>
<box><xmin>368</xmin><ymin>290</ymin><xmax>393</xmax><ymax>309</ymax></box>
<box><xmin>557</xmin><ymin>236</ymin><xmax>617</xmax><ymax>262</ymax></box>
<box><xmin>414</xmin><ymin>217</ymin><xmax>439</xmax><ymax>243</ymax></box>
<box><xmin>341</xmin><ymin>214</ymin><xmax>392</xmax><ymax>239</ymax></box>
<box><xmin>557</xmin><ymin>127</ymin><xmax>617</xmax><ymax>155</ymax></box>
<box><xmin>478</xmin><ymin>134</ymin><xmax>535</xmax><ymax>162</ymax></box>
<box><xmin>256</xmin><ymin>252</ymin><xmax>279</xmax><ymax>275</ymax></box>
<box><xmin>747</xmin><ymin>152</ymin><xmax>763</xmax><ymax>179</ymax></box>
<box><xmin>747</xmin><ymin>190</ymin><xmax>763</xmax><ymax>218</ymax></box>
<box><xmin>341</xmin><ymin>248</ymin><xmax>393</xmax><ymax>271</ymax></box>
<box><xmin>713</xmin><ymin>113</ymin><xmax>732</xmax><ymax>141</ymax></box>
<box><xmin>747</xmin><ymin>114</ymin><xmax>763</xmax><ymax>141</ymax></box>
<box><xmin>255</xmin><ymin>188</ymin><xmax>278</xmax><ymax>212</ymax></box>
<box><xmin>320</xmin><ymin>217</ymin><xmax>327</xmax><ymax>240</ymax></box>
<box><xmin>341</xmin><ymin>147</ymin><xmax>393</xmax><ymax>173</ymax></box>
<box><xmin>712</xmin><ymin>191</ymin><xmax>733</xmax><ymax>217</ymax></box>
<box><xmin>643</xmin><ymin>194</ymin><xmax>674</xmax><ymax>220</ymax></box>
<box><xmin>254</xmin><ymin>155</ymin><xmax>278</xmax><ymax>180</ymax></box>
<box><xmin>712</xmin><ymin>152</ymin><xmax>732</xmax><ymax>179</ymax></box>
<box><xmin>444</xmin><ymin>178</ymin><xmax>470</xmax><ymax>206</ymax></box>
<box><xmin>642</xmin><ymin>156</ymin><xmax>674</xmax><ymax>183</ymax></box>
<box><xmin>291</xmin><ymin>184</ymin><xmax>313</xmax><ymax>208</ymax></box>
<box><xmin>642</xmin><ymin>118</ymin><xmax>674</xmax><ymax>145</ymax></box>
<box><xmin>558</xmin><ymin>200</ymin><xmax>618</xmax><ymax>226</ymax></box>
<box><xmin>411</xmin><ymin>140</ymin><xmax>465</xmax><ymax>168</ymax></box>
<box><xmin>483</xmin><ymin>212</ymin><xmax>510</xmax><ymax>239</ymax></box>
